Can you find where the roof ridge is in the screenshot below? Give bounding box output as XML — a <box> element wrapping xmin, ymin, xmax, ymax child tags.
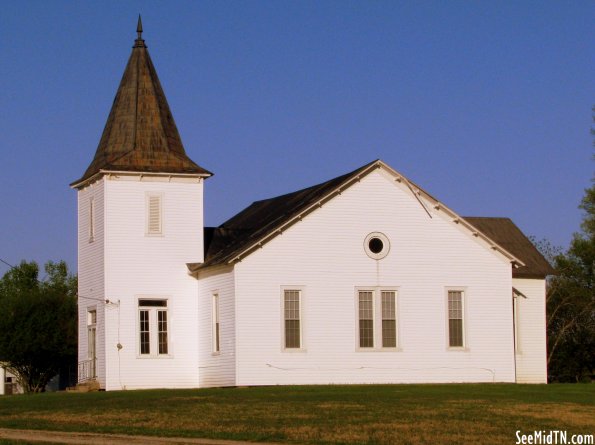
<box><xmin>192</xmin><ymin>160</ymin><xmax>381</xmax><ymax>271</ymax></box>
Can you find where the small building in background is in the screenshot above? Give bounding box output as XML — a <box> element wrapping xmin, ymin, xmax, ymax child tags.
<box><xmin>0</xmin><ymin>365</ymin><xmax>23</xmax><ymax>395</ymax></box>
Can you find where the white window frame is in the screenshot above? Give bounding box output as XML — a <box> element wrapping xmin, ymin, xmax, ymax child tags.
<box><xmin>363</xmin><ymin>232</ymin><xmax>391</xmax><ymax>260</ymax></box>
<box><xmin>146</xmin><ymin>193</ymin><xmax>163</xmax><ymax>236</ymax></box>
<box><xmin>212</xmin><ymin>294</ymin><xmax>220</xmax><ymax>354</ymax></box>
<box><xmin>137</xmin><ymin>297</ymin><xmax>171</xmax><ymax>358</ymax></box>
<box><xmin>88</xmin><ymin>197</ymin><xmax>95</xmax><ymax>242</ymax></box>
<box><xmin>513</xmin><ymin>294</ymin><xmax>521</xmax><ymax>355</ymax></box>
<box><xmin>87</xmin><ymin>308</ymin><xmax>97</xmax><ymax>360</ymax></box>
<box><xmin>445</xmin><ymin>288</ymin><xmax>468</xmax><ymax>350</ymax></box>
<box><xmin>355</xmin><ymin>287</ymin><xmax>400</xmax><ymax>351</ymax></box>
<box><xmin>380</xmin><ymin>290</ymin><xmax>398</xmax><ymax>348</ymax></box>
<box><xmin>281</xmin><ymin>286</ymin><xmax>305</xmax><ymax>352</ymax></box>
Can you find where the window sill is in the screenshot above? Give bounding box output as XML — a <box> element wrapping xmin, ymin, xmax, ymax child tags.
<box><xmin>137</xmin><ymin>354</ymin><xmax>173</xmax><ymax>359</ymax></box>
<box><xmin>357</xmin><ymin>347</ymin><xmax>402</xmax><ymax>352</ymax></box>
<box><xmin>211</xmin><ymin>351</ymin><xmax>221</xmax><ymax>357</ymax></box>
<box><xmin>282</xmin><ymin>348</ymin><xmax>307</xmax><ymax>353</ymax></box>
<box><xmin>447</xmin><ymin>347</ymin><xmax>469</xmax><ymax>352</ymax></box>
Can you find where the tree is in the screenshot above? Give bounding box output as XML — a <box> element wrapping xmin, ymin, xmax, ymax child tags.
<box><xmin>545</xmin><ymin>111</ymin><xmax>595</xmax><ymax>382</ymax></box>
<box><xmin>0</xmin><ymin>261</ymin><xmax>77</xmax><ymax>392</ymax></box>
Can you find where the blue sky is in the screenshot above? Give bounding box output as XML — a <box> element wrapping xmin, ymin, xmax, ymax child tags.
<box><xmin>0</xmin><ymin>1</ymin><xmax>593</xmax><ymax>277</ymax></box>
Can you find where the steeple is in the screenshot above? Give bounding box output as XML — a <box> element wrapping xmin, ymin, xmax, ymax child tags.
<box><xmin>72</xmin><ymin>17</ymin><xmax>211</xmax><ymax>187</ymax></box>
<box><xmin>134</xmin><ymin>15</ymin><xmax>146</xmax><ymax>48</ymax></box>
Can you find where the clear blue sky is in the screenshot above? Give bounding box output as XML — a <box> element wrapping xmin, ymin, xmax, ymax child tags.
<box><xmin>1</xmin><ymin>1</ymin><xmax>593</xmax><ymax>277</ymax></box>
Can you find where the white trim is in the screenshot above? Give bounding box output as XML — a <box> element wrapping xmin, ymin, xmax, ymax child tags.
<box><xmin>71</xmin><ymin>170</ymin><xmax>210</xmax><ymax>190</ymax></box>
<box><xmin>513</xmin><ymin>294</ymin><xmax>521</xmax><ymax>355</ymax></box>
<box><xmin>224</xmin><ymin>160</ymin><xmax>524</xmax><ymax>268</ymax></box>
<box><xmin>445</xmin><ymin>287</ymin><xmax>468</xmax><ymax>351</ymax></box>
<box><xmin>88</xmin><ymin>197</ymin><xmax>95</xmax><ymax>243</ymax></box>
<box><xmin>145</xmin><ymin>193</ymin><xmax>163</xmax><ymax>236</ymax></box>
<box><xmin>229</xmin><ymin>162</ymin><xmax>381</xmax><ymax>264</ymax></box>
<box><xmin>87</xmin><ymin>308</ymin><xmax>97</xmax><ymax>369</ymax></box>
<box><xmin>281</xmin><ymin>286</ymin><xmax>305</xmax><ymax>352</ymax></box>
<box><xmin>363</xmin><ymin>232</ymin><xmax>391</xmax><ymax>260</ymax></box>
<box><xmin>136</xmin><ymin>297</ymin><xmax>172</xmax><ymax>358</ymax></box>
<box><xmin>212</xmin><ymin>293</ymin><xmax>220</xmax><ymax>355</ymax></box>
<box><xmin>355</xmin><ymin>287</ymin><xmax>400</xmax><ymax>351</ymax></box>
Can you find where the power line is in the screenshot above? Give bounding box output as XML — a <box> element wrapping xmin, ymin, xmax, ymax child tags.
<box><xmin>0</xmin><ymin>258</ymin><xmax>53</xmax><ymax>284</ymax></box>
<box><xmin>0</xmin><ymin>258</ymin><xmax>16</xmax><ymax>270</ymax></box>
<box><xmin>78</xmin><ymin>295</ymin><xmax>108</xmax><ymax>303</ymax></box>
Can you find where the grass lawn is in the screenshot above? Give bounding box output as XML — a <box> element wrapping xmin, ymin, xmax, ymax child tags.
<box><xmin>0</xmin><ymin>384</ymin><xmax>594</xmax><ymax>444</ymax></box>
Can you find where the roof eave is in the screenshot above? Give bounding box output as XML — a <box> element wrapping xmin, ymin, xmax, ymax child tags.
<box><xmin>197</xmin><ymin>159</ymin><xmax>527</xmax><ymax>270</ymax></box>
<box><xmin>513</xmin><ymin>270</ymin><xmax>555</xmax><ymax>279</ymax></box>
<box><xmin>378</xmin><ymin>163</ymin><xmax>526</xmax><ymax>268</ymax></box>
<box><xmin>222</xmin><ymin>160</ymin><xmax>382</xmax><ymax>266</ymax></box>
<box><xmin>187</xmin><ymin>262</ymin><xmax>201</xmax><ymax>273</ymax></box>
<box><xmin>71</xmin><ymin>168</ymin><xmax>212</xmax><ymax>190</ymax></box>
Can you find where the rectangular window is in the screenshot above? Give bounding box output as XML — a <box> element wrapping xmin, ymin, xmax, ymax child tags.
<box><xmin>381</xmin><ymin>291</ymin><xmax>397</xmax><ymax>348</ymax></box>
<box><xmin>284</xmin><ymin>290</ymin><xmax>301</xmax><ymax>349</ymax></box>
<box><xmin>358</xmin><ymin>291</ymin><xmax>374</xmax><ymax>348</ymax></box>
<box><xmin>357</xmin><ymin>289</ymin><xmax>398</xmax><ymax>350</ymax></box>
<box><xmin>139</xmin><ymin>310</ymin><xmax>150</xmax><ymax>354</ymax></box>
<box><xmin>448</xmin><ymin>291</ymin><xmax>464</xmax><ymax>347</ymax></box>
<box><xmin>212</xmin><ymin>294</ymin><xmax>220</xmax><ymax>353</ymax></box>
<box><xmin>87</xmin><ymin>310</ymin><xmax>97</xmax><ymax>368</ymax></box>
<box><xmin>158</xmin><ymin>310</ymin><xmax>168</xmax><ymax>355</ymax></box>
<box><xmin>89</xmin><ymin>198</ymin><xmax>95</xmax><ymax>242</ymax></box>
<box><xmin>146</xmin><ymin>194</ymin><xmax>162</xmax><ymax>235</ymax></box>
<box><xmin>513</xmin><ymin>295</ymin><xmax>520</xmax><ymax>354</ymax></box>
<box><xmin>138</xmin><ymin>299</ymin><xmax>168</xmax><ymax>356</ymax></box>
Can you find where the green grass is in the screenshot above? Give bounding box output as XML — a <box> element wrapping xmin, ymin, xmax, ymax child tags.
<box><xmin>0</xmin><ymin>384</ymin><xmax>594</xmax><ymax>444</ymax></box>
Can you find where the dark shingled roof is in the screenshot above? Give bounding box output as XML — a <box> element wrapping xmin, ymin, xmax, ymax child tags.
<box><xmin>193</xmin><ymin>160</ymin><xmax>378</xmax><ymax>270</ymax></box>
<box><xmin>72</xmin><ymin>18</ymin><xmax>211</xmax><ymax>187</ymax></box>
<box><xmin>463</xmin><ymin>217</ymin><xmax>555</xmax><ymax>278</ymax></box>
<box><xmin>191</xmin><ymin>162</ymin><xmax>553</xmax><ymax>279</ymax></box>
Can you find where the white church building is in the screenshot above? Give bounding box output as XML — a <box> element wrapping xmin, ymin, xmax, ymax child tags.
<box><xmin>72</xmin><ymin>21</ymin><xmax>552</xmax><ymax>391</ymax></box>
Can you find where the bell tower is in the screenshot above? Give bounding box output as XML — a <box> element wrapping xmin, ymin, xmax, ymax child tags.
<box><xmin>71</xmin><ymin>17</ymin><xmax>211</xmax><ymax>390</ymax></box>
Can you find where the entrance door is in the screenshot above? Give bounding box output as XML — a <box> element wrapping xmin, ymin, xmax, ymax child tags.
<box><xmin>87</xmin><ymin>310</ymin><xmax>97</xmax><ymax>379</ymax></box>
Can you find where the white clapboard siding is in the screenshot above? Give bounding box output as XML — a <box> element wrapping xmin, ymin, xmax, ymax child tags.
<box><xmin>77</xmin><ymin>179</ymin><xmax>106</xmax><ymax>387</ymax></box>
<box><xmin>197</xmin><ymin>266</ymin><xmax>236</xmax><ymax>387</ymax></box>
<box><xmin>513</xmin><ymin>278</ymin><xmax>547</xmax><ymax>383</ymax></box>
<box><xmin>100</xmin><ymin>176</ymin><xmax>204</xmax><ymax>390</ymax></box>
<box><xmin>234</xmin><ymin>169</ymin><xmax>516</xmax><ymax>385</ymax></box>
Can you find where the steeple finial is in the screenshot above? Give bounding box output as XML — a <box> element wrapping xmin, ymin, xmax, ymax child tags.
<box><xmin>137</xmin><ymin>15</ymin><xmax>143</xmax><ymax>38</ymax></box>
<box><xmin>134</xmin><ymin>15</ymin><xmax>146</xmax><ymax>48</ymax></box>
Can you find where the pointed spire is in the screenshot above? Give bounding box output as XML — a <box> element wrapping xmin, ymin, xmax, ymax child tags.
<box><xmin>134</xmin><ymin>14</ymin><xmax>146</xmax><ymax>48</ymax></box>
<box><xmin>71</xmin><ymin>18</ymin><xmax>212</xmax><ymax>187</ymax></box>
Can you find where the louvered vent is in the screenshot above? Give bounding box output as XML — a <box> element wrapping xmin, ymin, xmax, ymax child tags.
<box><xmin>147</xmin><ymin>195</ymin><xmax>162</xmax><ymax>235</ymax></box>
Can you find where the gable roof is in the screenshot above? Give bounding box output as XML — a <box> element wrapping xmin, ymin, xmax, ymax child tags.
<box><xmin>193</xmin><ymin>160</ymin><xmax>379</xmax><ymax>270</ymax></box>
<box><xmin>463</xmin><ymin>217</ymin><xmax>554</xmax><ymax>278</ymax></box>
<box><xmin>188</xmin><ymin>160</ymin><xmax>540</xmax><ymax>274</ymax></box>
<box><xmin>71</xmin><ymin>18</ymin><xmax>211</xmax><ymax>188</ymax></box>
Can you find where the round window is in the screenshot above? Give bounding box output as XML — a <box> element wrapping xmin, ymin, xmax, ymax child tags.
<box><xmin>364</xmin><ymin>232</ymin><xmax>390</xmax><ymax>260</ymax></box>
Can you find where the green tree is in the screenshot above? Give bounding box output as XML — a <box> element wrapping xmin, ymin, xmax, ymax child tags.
<box><xmin>545</xmin><ymin>112</ymin><xmax>595</xmax><ymax>382</ymax></box>
<box><xmin>0</xmin><ymin>261</ymin><xmax>77</xmax><ymax>392</ymax></box>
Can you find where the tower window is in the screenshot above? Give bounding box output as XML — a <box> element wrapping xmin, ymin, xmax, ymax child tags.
<box><xmin>146</xmin><ymin>194</ymin><xmax>162</xmax><ymax>235</ymax></box>
<box><xmin>89</xmin><ymin>197</ymin><xmax>95</xmax><ymax>242</ymax></box>
<box><xmin>138</xmin><ymin>299</ymin><xmax>169</xmax><ymax>356</ymax></box>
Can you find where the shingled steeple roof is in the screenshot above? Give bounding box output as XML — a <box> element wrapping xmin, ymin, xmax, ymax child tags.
<box><xmin>72</xmin><ymin>17</ymin><xmax>211</xmax><ymax>187</ymax></box>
